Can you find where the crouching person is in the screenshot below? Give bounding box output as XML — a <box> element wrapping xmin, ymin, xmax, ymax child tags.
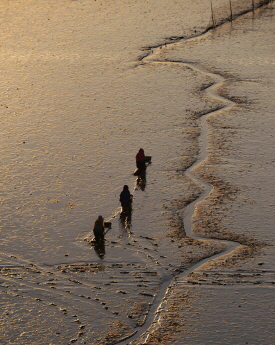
<box><xmin>93</xmin><ymin>215</ymin><xmax>105</xmax><ymax>242</ymax></box>
<box><xmin>136</xmin><ymin>148</ymin><xmax>146</xmax><ymax>170</ymax></box>
<box><xmin>120</xmin><ymin>185</ymin><xmax>132</xmax><ymax>214</ymax></box>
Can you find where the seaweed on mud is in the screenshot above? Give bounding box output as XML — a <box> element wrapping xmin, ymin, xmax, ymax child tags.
<box><xmin>186</xmin><ymin>269</ymin><xmax>275</xmax><ymax>286</ymax></box>
<box><xmin>126</xmin><ymin>301</ymin><xmax>150</xmax><ymax>326</ymax></box>
<box><xmin>166</xmin><ymin>187</ymin><xmax>202</xmax><ymax>239</ymax></box>
<box><xmin>143</xmin><ymin>315</ymin><xmax>186</xmax><ymax>345</ymax></box>
<box><xmin>136</xmin><ymin>289</ymin><xmax>191</xmax><ymax>345</ymax></box>
<box><xmin>55</xmin><ymin>263</ymin><xmax>106</xmax><ymax>274</ymax></box>
<box><xmin>199</xmin><ymin>81</ymin><xmax>216</xmax><ymax>91</ymax></box>
<box><xmin>94</xmin><ymin>320</ymin><xmax>134</xmax><ymax>345</ymax></box>
<box><xmin>190</xmin><ymin>173</ymin><xmax>268</xmax><ymax>265</ymax></box>
<box><xmin>190</xmin><ymin>106</ymin><xmax>225</xmax><ymax>120</ymax></box>
<box><xmin>225</xmin><ymin>95</ymin><xmax>251</xmax><ymax>105</ymax></box>
<box><xmin>217</xmin><ymin>83</ymin><xmax>253</xmax><ymax>105</ymax></box>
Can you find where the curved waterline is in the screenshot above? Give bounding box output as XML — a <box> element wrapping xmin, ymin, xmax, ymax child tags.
<box><xmin>116</xmin><ymin>26</ymin><xmax>241</xmax><ymax>345</ymax></box>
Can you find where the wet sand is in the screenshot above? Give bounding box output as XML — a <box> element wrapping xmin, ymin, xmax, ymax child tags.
<box><xmin>0</xmin><ymin>1</ymin><xmax>274</xmax><ymax>344</ymax></box>
<box><xmin>130</xmin><ymin>3</ymin><xmax>275</xmax><ymax>345</ymax></box>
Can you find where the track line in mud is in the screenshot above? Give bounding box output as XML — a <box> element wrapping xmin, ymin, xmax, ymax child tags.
<box><xmin>116</xmin><ymin>21</ymin><xmax>242</xmax><ymax>345</ymax></box>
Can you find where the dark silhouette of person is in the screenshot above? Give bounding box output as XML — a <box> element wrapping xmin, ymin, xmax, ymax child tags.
<box><xmin>119</xmin><ymin>185</ymin><xmax>132</xmax><ymax>214</ymax></box>
<box><xmin>136</xmin><ymin>148</ymin><xmax>146</xmax><ymax>170</ymax></box>
<box><xmin>93</xmin><ymin>215</ymin><xmax>105</xmax><ymax>242</ymax></box>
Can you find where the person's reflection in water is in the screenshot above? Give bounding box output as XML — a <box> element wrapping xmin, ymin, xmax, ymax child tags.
<box><xmin>119</xmin><ymin>206</ymin><xmax>132</xmax><ymax>232</ymax></box>
<box><xmin>136</xmin><ymin>171</ymin><xmax>146</xmax><ymax>191</ymax></box>
<box><xmin>91</xmin><ymin>241</ymin><xmax>105</xmax><ymax>259</ymax></box>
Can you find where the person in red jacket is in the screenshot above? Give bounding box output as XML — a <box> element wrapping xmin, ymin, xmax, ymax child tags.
<box><xmin>136</xmin><ymin>148</ymin><xmax>146</xmax><ymax>170</ymax></box>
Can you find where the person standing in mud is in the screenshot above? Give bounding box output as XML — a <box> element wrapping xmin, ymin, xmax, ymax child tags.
<box><xmin>119</xmin><ymin>185</ymin><xmax>132</xmax><ymax>213</ymax></box>
<box><xmin>136</xmin><ymin>148</ymin><xmax>146</xmax><ymax>170</ymax></box>
<box><xmin>93</xmin><ymin>215</ymin><xmax>105</xmax><ymax>242</ymax></box>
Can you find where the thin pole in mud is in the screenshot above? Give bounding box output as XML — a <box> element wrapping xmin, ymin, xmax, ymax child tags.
<box><xmin>229</xmin><ymin>0</ymin><xmax>233</xmax><ymax>21</ymax></box>
<box><xmin>210</xmin><ymin>1</ymin><xmax>216</xmax><ymax>28</ymax></box>
<box><xmin>252</xmin><ymin>0</ymin><xmax>255</xmax><ymax>13</ymax></box>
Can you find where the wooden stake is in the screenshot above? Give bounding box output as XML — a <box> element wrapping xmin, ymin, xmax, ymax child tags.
<box><xmin>229</xmin><ymin>0</ymin><xmax>233</xmax><ymax>21</ymax></box>
<box><xmin>211</xmin><ymin>1</ymin><xmax>216</xmax><ymax>27</ymax></box>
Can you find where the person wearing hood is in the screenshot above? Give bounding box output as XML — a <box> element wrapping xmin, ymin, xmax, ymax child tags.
<box><xmin>93</xmin><ymin>215</ymin><xmax>105</xmax><ymax>242</ymax></box>
<box><xmin>119</xmin><ymin>185</ymin><xmax>132</xmax><ymax>213</ymax></box>
<box><xmin>136</xmin><ymin>148</ymin><xmax>146</xmax><ymax>170</ymax></box>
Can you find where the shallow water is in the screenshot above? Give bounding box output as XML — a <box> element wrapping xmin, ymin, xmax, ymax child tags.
<box><xmin>0</xmin><ymin>1</ymin><xmax>274</xmax><ymax>344</ymax></box>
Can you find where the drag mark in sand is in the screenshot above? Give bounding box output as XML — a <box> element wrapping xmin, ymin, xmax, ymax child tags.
<box><xmin>116</xmin><ymin>27</ymin><xmax>241</xmax><ymax>345</ymax></box>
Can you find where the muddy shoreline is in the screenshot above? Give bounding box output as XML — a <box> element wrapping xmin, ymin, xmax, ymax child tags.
<box><xmin>93</xmin><ymin>4</ymin><xmax>274</xmax><ymax>344</ymax></box>
<box><xmin>1</xmin><ymin>1</ymin><xmax>274</xmax><ymax>344</ymax></box>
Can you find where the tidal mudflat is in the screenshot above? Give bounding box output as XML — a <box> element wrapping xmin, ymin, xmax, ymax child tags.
<box><xmin>0</xmin><ymin>1</ymin><xmax>274</xmax><ymax>344</ymax></box>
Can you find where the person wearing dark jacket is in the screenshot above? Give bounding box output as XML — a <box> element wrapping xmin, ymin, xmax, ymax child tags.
<box><xmin>93</xmin><ymin>215</ymin><xmax>105</xmax><ymax>242</ymax></box>
<box><xmin>119</xmin><ymin>185</ymin><xmax>132</xmax><ymax>213</ymax></box>
<box><xmin>136</xmin><ymin>148</ymin><xmax>146</xmax><ymax>170</ymax></box>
